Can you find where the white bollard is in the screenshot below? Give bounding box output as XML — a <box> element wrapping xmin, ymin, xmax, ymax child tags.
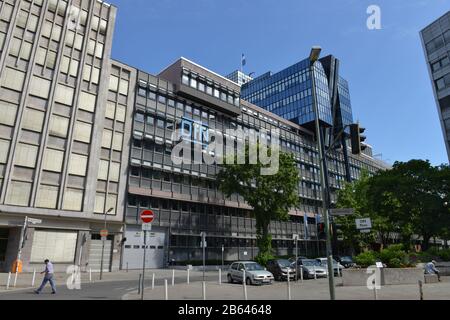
<box><xmin>219</xmin><ymin>269</ymin><xmax>222</xmax><ymax>285</ymax></box>
<box><xmin>172</xmin><ymin>269</ymin><xmax>175</xmax><ymax>286</ymax></box>
<box><xmin>287</xmin><ymin>271</ymin><xmax>291</xmax><ymax>300</ymax></box>
<box><xmin>187</xmin><ymin>269</ymin><xmax>190</xmax><ymax>284</ymax></box>
<box><xmin>13</xmin><ymin>272</ymin><xmax>18</xmax><ymax>287</ymax></box>
<box><xmin>164</xmin><ymin>279</ymin><xmax>168</xmax><ymax>300</ymax></box>
<box><xmin>314</xmin><ymin>265</ymin><xmax>317</xmax><ymax>280</ymax></box>
<box><xmin>152</xmin><ymin>273</ymin><xmax>155</xmax><ymax>290</ymax></box>
<box><xmin>32</xmin><ymin>269</ymin><xmax>36</xmax><ymax>287</ymax></box>
<box><xmin>202</xmin><ymin>281</ymin><xmax>206</xmax><ymax>300</ymax></box>
<box><xmin>300</xmin><ymin>267</ymin><xmax>304</xmax><ymax>282</ymax></box>
<box><xmin>6</xmin><ymin>272</ymin><xmax>11</xmax><ymax>290</ymax></box>
<box><xmin>243</xmin><ymin>270</ymin><xmax>248</xmax><ymax>300</ymax></box>
<box><xmin>89</xmin><ymin>268</ymin><xmax>92</xmax><ymax>283</ymax></box>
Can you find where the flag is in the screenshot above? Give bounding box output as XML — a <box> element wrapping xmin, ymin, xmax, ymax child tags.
<box><xmin>241</xmin><ymin>54</ymin><xmax>246</xmax><ymax>67</ymax></box>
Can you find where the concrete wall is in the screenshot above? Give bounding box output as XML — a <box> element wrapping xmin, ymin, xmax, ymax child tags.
<box><xmin>342</xmin><ymin>268</ymin><xmax>424</xmax><ymax>287</ymax></box>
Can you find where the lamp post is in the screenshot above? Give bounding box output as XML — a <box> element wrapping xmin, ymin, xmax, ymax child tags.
<box><xmin>100</xmin><ymin>207</ymin><xmax>114</xmax><ymax>280</ymax></box>
<box><xmin>309</xmin><ymin>46</ymin><xmax>336</xmax><ymax>300</ymax></box>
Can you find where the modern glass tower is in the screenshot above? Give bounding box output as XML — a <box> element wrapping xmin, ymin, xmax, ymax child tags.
<box><xmin>421</xmin><ymin>11</ymin><xmax>450</xmax><ymax>162</ymax></box>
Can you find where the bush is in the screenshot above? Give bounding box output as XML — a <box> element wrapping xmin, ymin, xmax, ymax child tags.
<box><xmin>255</xmin><ymin>252</ymin><xmax>275</xmax><ymax>267</ymax></box>
<box><xmin>425</xmin><ymin>248</ymin><xmax>450</xmax><ymax>262</ymax></box>
<box><xmin>354</xmin><ymin>251</ymin><xmax>377</xmax><ymax>268</ymax></box>
<box><xmin>379</xmin><ymin>245</ymin><xmax>410</xmax><ymax>268</ymax></box>
<box><xmin>438</xmin><ymin>249</ymin><xmax>450</xmax><ymax>262</ymax></box>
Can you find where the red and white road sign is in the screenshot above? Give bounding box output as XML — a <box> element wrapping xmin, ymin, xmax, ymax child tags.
<box><xmin>100</xmin><ymin>229</ymin><xmax>108</xmax><ymax>237</ymax></box>
<box><xmin>140</xmin><ymin>210</ymin><xmax>155</xmax><ymax>224</ymax></box>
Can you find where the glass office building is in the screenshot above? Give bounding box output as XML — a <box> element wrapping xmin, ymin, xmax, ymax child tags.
<box><xmin>421</xmin><ymin>11</ymin><xmax>450</xmax><ymax>162</ymax></box>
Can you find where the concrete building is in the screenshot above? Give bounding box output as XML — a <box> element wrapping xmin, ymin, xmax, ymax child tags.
<box><xmin>0</xmin><ymin>0</ymin><xmax>389</xmax><ymax>272</ymax></box>
<box><xmin>421</xmin><ymin>11</ymin><xmax>450</xmax><ymax>162</ymax></box>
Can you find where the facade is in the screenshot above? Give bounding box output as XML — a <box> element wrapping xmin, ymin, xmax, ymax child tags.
<box><xmin>226</xmin><ymin>70</ymin><xmax>253</xmax><ymax>86</ymax></box>
<box><xmin>0</xmin><ymin>0</ymin><xmax>389</xmax><ymax>272</ymax></box>
<box><xmin>0</xmin><ymin>0</ymin><xmax>132</xmax><ymax>272</ymax></box>
<box><xmin>421</xmin><ymin>11</ymin><xmax>450</xmax><ymax>162</ymax></box>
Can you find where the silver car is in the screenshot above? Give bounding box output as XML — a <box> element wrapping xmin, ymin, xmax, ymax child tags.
<box><xmin>227</xmin><ymin>261</ymin><xmax>275</xmax><ymax>285</ymax></box>
<box><xmin>299</xmin><ymin>259</ymin><xmax>328</xmax><ymax>279</ymax></box>
<box><xmin>316</xmin><ymin>258</ymin><xmax>344</xmax><ymax>276</ymax></box>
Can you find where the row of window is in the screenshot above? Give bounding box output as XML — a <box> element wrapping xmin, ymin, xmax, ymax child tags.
<box><xmin>426</xmin><ymin>30</ymin><xmax>450</xmax><ymax>55</ymax></box>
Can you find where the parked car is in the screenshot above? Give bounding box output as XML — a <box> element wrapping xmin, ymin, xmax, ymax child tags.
<box><xmin>289</xmin><ymin>256</ymin><xmax>308</xmax><ymax>265</ymax></box>
<box><xmin>227</xmin><ymin>261</ymin><xmax>274</xmax><ymax>285</ymax></box>
<box><xmin>335</xmin><ymin>256</ymin><xmax>356</xmax><ymax>269</ymax></box>
<box><xmin>266</xmin><ymin>259</ymin><xmax>296</xmax><ymax>281</ymax></box>
<box><xmin>297</xmin><ymin>259</ymin><xmax>328</xmax><ymax>279</ymax></box>
<box><xmin>316</xmin><ymin>258</ymin><xmax>344</xmax><ymax>275</ymax></box>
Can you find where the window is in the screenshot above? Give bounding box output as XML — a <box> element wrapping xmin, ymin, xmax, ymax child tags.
<box><xmin>0</xmin><ymin>101</ymin><xmax>18</xmax><ymax>126</ymax></box>
<box><xmin>190</xmin><ymin>77</ymin><xmax>197</xmax><ymax>89</ymax></box>
<box><xmin>68</xmin><ymin>153</ymin><xmax>88</xmax><ymax>176</ymax></box>
<box><xmin>74</xmin><ymin>121</ymin><xmax>92</xmax><ymax>143</ymax></box>
<box><xmin>98</xmin><ymin>160</ymin><xmax>109</xmax><ymax>180</ymax></box>
<box><xmin>102</xmin><ymin>129</ymin><xmax>112</xmax><ymax>148</ymax></box>
<box><xmin>436</xmin><ymin>78</ymin><xmax>445</xmax><ymax>90</ymax></box>
<box><xmin>110</xmin><ymin>162</ymin><xmax>120</xmax><ymax>182</ymax></box>
<box><xmin>63</xmin><ymin>188</ymin><xmax>84</xmax><ymax>211</ymax></box>
<box><xmin>106</xmin><ymin>194</ymin><xmax>117</xmax><ymax>214</ymax></box>
<box><xmin>182</xmin><ymin>74</ymin><xmax>189</xmax><ymax>85</ymax></box>
<box><xmin>119</xmin><ymin>79</ymin><xmax>129</xmax><ymax>95</ymax></box>
<box><xmin>30</xmin><ymin>231</ymin><xmax>77</xmax><ymax>263</ymax></box>
<box><xmin>0</xmin><ymin>139</ymin><xmax>10</xmax><ymax>163</ymax></box>
<box><xmin>79</xmin><ymin>92</ymin><xmax>96</xmax><ymax>112</ymax></box>
<box><xmin>157</xmin><ymin>119</ymin><xmax>165</xmax><ymax>128</ymax></box>
<box><xmin>61</xmin><ymin>56</ymin><xmax>79</xmax><ymax>77</ymax></box>
<box><xmin>22</xmin><ymin>108</ymin><xmax>44</xmax><ymax>132</ymax></box>
<box><xmin>9</xmin><ymin>38</ymin><xmax>32</xmax><ymax>60</ymax></box>
<box><xmin>36</xmin><ymin>185</ymin><xmax>59</xmax><ymax>209</ymax></box>
<box><xmin>49</xmin><ymin>115</ymin><xmax>69</xmax><ymax>138</ymax></box>
<box><xmin>112</xmin><ymin>132</ymin><xmax>123</xmax><ymax>151</ymax></box>
<box><xmin>135</xmin><ymin>113</ymin><xmax>144</xmax><ymax>123</ymax></box>
<box><xmin>1</xmin><ymin>68</ymin><xmax>25</xmax><ymax>92</ymax></box>
<box><xmin>95</xmin><ymin>193</ymin><xmax>105</xmax><ymax>213</ymax></box>
<box><xmin>54</xmin><ymin>84</ymin><xmax>74</xmax><ymax>106</ymax></box>
<box><xmin>146</xmin><ymin>115</ymin><xmax>154</xmax><ymax>126</ymax></box>
<box><xmin>109</xmin><ymin>75</ymin><xmax>119</xmax><ymax>92</ymax></box>
<box><xmin>29</xmin><ymin>76</ymin><xmax>51</xmax><ymax>99</ymax></box>
<box><xmin>5</xmin><ymin>181</ymin><xmax>31</xmax><ymax>206</ymax></box>
<box><xmin>15</xmin><ymin>143</ymin><xmax>38</xmax><ymax>168</ymax></box>
<box><xmin>116</xmin><ymin>105</ymin><xmax>126</xmax><ymax>122</ymax></box>
<box><xmin>43</xmin><ymin>149</ymin><xmax>64</xmax><ymax>172</ymax></box>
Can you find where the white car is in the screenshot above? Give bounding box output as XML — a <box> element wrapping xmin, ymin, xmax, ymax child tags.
<box><xmin>227</xmin><ymin>261</ymin><xmax>274</xmax><ymax>285</ymax></box>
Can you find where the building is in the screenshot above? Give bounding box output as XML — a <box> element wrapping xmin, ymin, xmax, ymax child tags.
<box><xmin>0</xmin><ymin>0</ymin><xmax>131</xmax><ymax>272</ymax></box>
<box><xmin>226</xmin><ymin>70</ymin><xmax>253</xmax><ymax>86</ymax></box>
<box><xmin>421</xmin><ymin>11</ymin><xmax>450</xmax><ymax>162</ymax></box>
<box><xmin>0</xmin><ymin>0</ymin><xmax>389</xmax><ymax>272</ymax></box>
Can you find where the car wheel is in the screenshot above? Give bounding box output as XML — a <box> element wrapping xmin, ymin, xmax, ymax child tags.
<box><xmin>227</xmin><ymin>274</ymin><xmax>233</xmax><ymax>283</ymax></box>
<box><xmin>246</xmin><ymin>277</ymin><xmax>252</xmax><ymax>286</ymax></box>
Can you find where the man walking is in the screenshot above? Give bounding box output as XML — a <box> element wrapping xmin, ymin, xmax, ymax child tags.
<box><xmin>35</xmin><ymin>259</ymin><xmax>56</xmax><ymax>294</ymax></box>
<box><xmin>425</xmin><ymin>260</ymin><xmax>441</xmax><ymax>282</ymax></box>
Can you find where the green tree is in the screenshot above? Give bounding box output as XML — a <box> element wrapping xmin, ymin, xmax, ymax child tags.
<box><xmin>217</xmin><ymin>145</ymin><xmax>300</xmax><ymax>265</ymax></box>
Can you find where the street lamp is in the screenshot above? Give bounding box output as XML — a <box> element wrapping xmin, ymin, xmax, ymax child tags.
<box><xmin>99</xmin><ymin>207</ymin><xmax>114</xmax><ymax>280</ymax></box>
<box><xmin>309</xmin><ymin>46</ymin><xmax>336</xmax><ymax>300</ymax></box>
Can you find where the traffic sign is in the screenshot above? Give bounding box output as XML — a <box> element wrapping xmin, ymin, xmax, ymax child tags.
<box><xmin>356</xmin><ymin>218</ymin><xmax>372</xmax><ymax>230</ymax></box>
<box><xmin>140</xmin><ymin>210</ymin><xmax>155</xmax><ymax>224</ymax></box>
<box><xmin>330</xmin><ymin>208</ymin><xmax>355</xmax><ymax>216</ymax></box>
<box><xmin>142</xmin><ymin>223</ymin><xmax>152</xmax><ymax>231</ymax></box>
<box><xmin>100</xmin><ymin>229</ymin><xmax>108</xmax><ymax>237</ymax></box>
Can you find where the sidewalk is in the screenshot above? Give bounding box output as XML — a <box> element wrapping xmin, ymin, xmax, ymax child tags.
<box><xmin>0</xmin><ymin>269</ymin><xmax>207</xmax><ymax>293</ymax></box>
<box><xmin>123</xmin><ymin>276</ymin><xmax>450</xmax><ymax>300</ymax></box>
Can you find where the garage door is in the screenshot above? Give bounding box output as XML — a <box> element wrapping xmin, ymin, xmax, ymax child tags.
<box><xmin>88</xmin><ymin>239</ymin><xmax>112</xmax><ymax>272</ymax></box>
<box><xmin>122</xmin><ymin>227</ymin><xmax>166</xmax><ymax>270</ymax></box>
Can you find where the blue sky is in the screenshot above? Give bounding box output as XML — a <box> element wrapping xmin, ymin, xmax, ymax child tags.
<box><xmin>111</xmin><ymin>0</ymin><xmax>450</xmax><ymax>165</ymax></box>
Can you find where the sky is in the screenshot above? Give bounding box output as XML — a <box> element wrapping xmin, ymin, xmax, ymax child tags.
<box><xmin>110</xmin><ymin>0</ymin><xmax>450</xmax><ymax>166</ymax></box>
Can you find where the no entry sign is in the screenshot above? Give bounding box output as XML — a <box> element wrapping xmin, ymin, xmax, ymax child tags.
<box><xmin>140</xmin><ymin>210</ymin><xmax>155</xmax><ymax>224</ymax></box>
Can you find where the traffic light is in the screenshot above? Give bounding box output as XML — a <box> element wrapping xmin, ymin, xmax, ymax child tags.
<box><xmin>317</xmin><ymin>222</ymin><xmax>326</xmax><ymax>240</ymax></box>
<box><xmin>350</xmin><ymin>123</ymin><xmax>367</xmax><ymax>155</ymax></box>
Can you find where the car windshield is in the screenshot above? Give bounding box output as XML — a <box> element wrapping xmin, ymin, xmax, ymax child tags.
<box><xmin>245</xmin><ymin>263</ymin><xmax>264</xmax><ymax>271</ymax></box>
<box><xmin>277</xmin><ymin>260</ymin><xmax>292</xmax><ymax>268</ymax></box>
<box><xmin>302</xmin><ymin>260</ymin><xmax>321</xmax><ymax>267</ymax></box>
<box><xmin>320</xmin><ymin>259</ymin><xmax>338</xmax><ymax>265</ymax></box>
<box><xmin>341</xmin><ymin>256</ymin><xmax>353</xmax><ymax>262</ymax></box>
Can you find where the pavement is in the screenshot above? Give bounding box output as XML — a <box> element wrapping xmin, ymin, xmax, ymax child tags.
<box><xmin>0</xmin><ymin>269</ymin><xmax>215</xmax><ymax>300</ymax></box>
<box><xmin>123</xmin><ymin>276</ymin><xmax>450</xmax><ymax>301</ymax></box>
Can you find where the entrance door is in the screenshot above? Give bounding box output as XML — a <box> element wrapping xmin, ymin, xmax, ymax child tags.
<box><xmin>88</xmin><ymin>236</ymin><xmax>112</xmax><ymax>272</ymax></box>
<box><xmin>0</xmin><ymin>229</ymin><xmax>9</xmax><ymax>272</ymax></box>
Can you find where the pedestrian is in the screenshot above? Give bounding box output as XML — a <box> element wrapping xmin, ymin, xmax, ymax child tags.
<box><xmin>424</xmin><ymin>260</ymin><xmax>441</xmax><ymax>282</ymax></box>
<box><xmin>34</xmin><ymin>259</ymin><xmax>56</xmax><ymax>294</ymax></box>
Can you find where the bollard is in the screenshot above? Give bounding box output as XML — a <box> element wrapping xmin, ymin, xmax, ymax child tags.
<box><xmin>313</xmin><ymin>265</ymin><xmax>317</xmax><ymax>280</ymax></box>
<box><xmin>152</xmin><ymin>273</ymin><xmax>155</xmax><ymax>290</ymax></box>
<box><xmin>164</xmin><ymin>279</ymin><xmax>168</xmax><ymax>300</ymax></box>
<box><xmin>89</xmin><ymin>268</ymin><xmax>92</xmax><ymax>283</ymax></box>
<box><xmin>243</xmin><ymin>279</ymin><xmax>248</xmax><ymax>301</ymax></box>
<box><xmin>138</xmin><ymin>274</ymin><xmax>142</xmax><ymax>295</ymax></box>
<box><xmin>13</xmin><ymin>272</ymin><xmax>18</xmax><ymax>287</ymax></box>
<box><xmin>287</xmin><ymin>271</ymin><xmax>291</xmax><ymax>300</ymax></box>
<box><xmin>419</xmin><ymin>280</ymin><xmax>424</xmax><ymax>301</ymax></box>
<box><xmin>219</xmin><ymin>269</ymin><xmax>222</xmax><ymax>285</ymax></box>
<box><xmin>202</xmin><ymin>281</ymin><xmax>206</xmax><ymax>300</ymax></box>
<box><xmin>373</xmin><ymin>280</ymin><xmax>378</xmax><ymax>300</ymax></box>
<box><xmin>243</xmin><ymin>270</ymin><xmax>246</xmax><ymax>286</ymax></box>
<box><xmin>32</xmin><ymin>269</ymin><xmax>36</xmax><ymax>287</ymax></box>
<box><xmin>300</xmin><ymin>267</ymin><xmax>304</xmax><ymax>283</ymax></box>
<box><xmin>127</xmin><ymin>263</ymin><xmax>129</xmax><ymax>273</ymax></box>
<box><xmin>187</xmin><ymin>268</ymin><xmax>190</xmax><ymax>284</ymax></box>
<box><xmin>172</xmin><ymin>269</ymin><xmax>175</xmax><ymax>286</ymax></box>
<box><xmin>6</xmin><ymin>272</ymin><xmax>11</xmax><ymax>290</ymax></box>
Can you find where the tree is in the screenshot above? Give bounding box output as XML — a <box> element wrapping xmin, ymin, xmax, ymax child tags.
<box><xmin>217</xmin><ymin>145</ymin><xmax>300</xmax><ymax>265</ymax></box>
